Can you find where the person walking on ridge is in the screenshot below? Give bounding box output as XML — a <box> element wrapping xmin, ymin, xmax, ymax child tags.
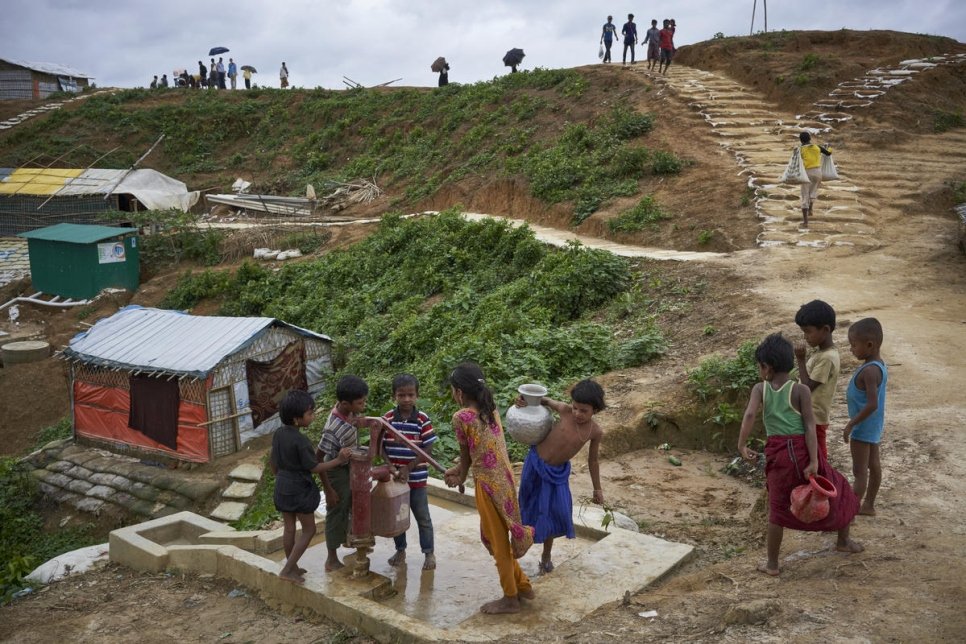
<box><xmin>621</xmin><ymin>13</ymin><xmax>638</xmax><ymax>65</ymax></box>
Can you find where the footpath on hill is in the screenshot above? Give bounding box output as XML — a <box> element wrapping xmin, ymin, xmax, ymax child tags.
<box><xmin>3</xmin><ymin>54</ymin><xmax>965</xmax><ymax>642</ymax></box>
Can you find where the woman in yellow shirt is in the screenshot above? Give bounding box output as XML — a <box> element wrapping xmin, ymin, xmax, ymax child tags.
<box><xmin>799</xmin><ymin>132</ymin><xmax>831</xmax><ymax>228</ymax></box>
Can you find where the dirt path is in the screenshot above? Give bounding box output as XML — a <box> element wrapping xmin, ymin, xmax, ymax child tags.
<box><xmin>550</xmin><ymin>63</ymin><xmax>966</xmax><ymax>641</ymax></box>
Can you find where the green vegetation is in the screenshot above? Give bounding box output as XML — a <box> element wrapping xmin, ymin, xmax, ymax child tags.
<box><xmin>30</xmin><ymin>417</ymin><xmax>72</xmax><ymax>452</ymax></box>
<box><xmin>950</xmin><ymin>180</ymin><xmax>966</xmax><ymax>204</ymax></box>
<box><xmin>0</xmin><ymin>457</ymin><xmax>97</xmax><ymax>603</ymax></box>
<box><xmin>697</xmin><ymin>229</ymin><xmax>714</xmax><ymax>245</ymax></box>
<box><xmin>2</xmin><ymin>69</ymin><xmax>685</xmax><ymax>227</ymax></box>
<box><xmin>798</xmin><ymin>53</ymin><xmax>821</xmax><ymax>71</ymax></box>
<box><xmin>101</xmin><ymin>208</ymin><xmax>224</xmax><ymax>270</ymax></box>
<box><xmin>687</xmin><ymin>340</ymin><xmax>759</xmax><ymax>405</ymax></box>
<box><xmin>608</xmin><ymin>196</ymin><xmax>669</xmax><ymax>233</ymax></box>
<box><xmin>933</xmin><ymin>109</ymin><xmax>964</xmax><ymax>133</ymax></box>
<box><xmin>166</xmin><ymin>211</ymin><xmax>667</xmax><ymax>472</ymax></box>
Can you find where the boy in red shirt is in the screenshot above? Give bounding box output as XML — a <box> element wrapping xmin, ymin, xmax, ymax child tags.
<box><xmin>659</xmin><ymin>19</ymin><xmax>676</xmax><ymax>75</ymax></box>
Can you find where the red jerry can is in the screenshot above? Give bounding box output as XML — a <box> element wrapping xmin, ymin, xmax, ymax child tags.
<box><xmin>371</xmin><ymin>479</ymin><xmax>411</xmax><ymax>538</ymax></box>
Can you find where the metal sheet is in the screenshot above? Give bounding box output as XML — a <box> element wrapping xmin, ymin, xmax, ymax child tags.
<box><xmin>64</xmin><ymin>305</ymin><xmax>332</xmax><ymax>378</ymax></box>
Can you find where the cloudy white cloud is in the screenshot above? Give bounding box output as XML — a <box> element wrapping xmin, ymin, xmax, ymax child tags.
<box><xmin>2</xmin><ymin>0</ymin><xmax>963</xmax><ymax>89</ymax></box>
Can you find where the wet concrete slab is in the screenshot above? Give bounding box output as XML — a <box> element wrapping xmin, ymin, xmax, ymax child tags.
<box><xmin>110</xmin><ymin>485</ymin><xmax>694</xmax><ymax>642</ymax></box>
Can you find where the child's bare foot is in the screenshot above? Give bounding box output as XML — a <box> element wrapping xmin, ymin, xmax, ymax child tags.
<box><xmin>422</xmin><ymin>553</ymin><xmax>436</xmax><ymax>570</ymax></box>
<box><xmin>518</xmin><ymin>588</ymin><xmax>535</xmax><ymax>600</ymax></box>
<box><xmin>539</xmin><ymin>557</ymin><xmax>554</xmax><ymax>573</ymax></box>
<box><xmin>858</xmin><ymin>504</ymin><xmax>876</xmax><ymax>516</ymax></box>
<box><xmin>756</xmin><ymin>562</ymin><xmax>780</xmax><ymax>577</ymax></box>
<box><xmin>388</xmin><ymin>550</ymin><xmax>406</xmax><ymax>566</ymax></box>
<box><xmin>480</xmin><ymin>595</ymin><xmax>521</xmax><ymax>614</ymax></box>
<box><xmin>324</xmin><ymin>558</ymin><xmax>344</xmax><ymax>572</ymax></box>
<box><xmin>279</xmin><ymin>569</ymin><xmax>305</xmax><ymax>584</ymax></box>
<box><xmin>836</xmin><ymin>539</ymin><xmax>864</xmax><ymax>554</ymax></box>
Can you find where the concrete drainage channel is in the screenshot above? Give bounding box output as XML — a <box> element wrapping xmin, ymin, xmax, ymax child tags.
<box><xmin>110</xmin><ymin>478</ymin><xmax>694</xmax><ymax>642</ymax></box>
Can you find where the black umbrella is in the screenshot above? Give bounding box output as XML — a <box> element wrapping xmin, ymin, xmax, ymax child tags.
<box><xmin>431</xmin><ymin>57</ymin><xmax>448</xmax><ymax>73</ymax></box>
<box><xmin>208</xmin><ymin>46</ymin><xmax>229</xmax><ymax>56</ymax></box>
<box><xmin>241</xmin><ymin>65</ymin><xmax>257</xmax><ymax>73</ymax></box>
<box><xmin>503</xmin><ymin>48</ymin><xmax>525</xmax><ymax>67</ymax></box>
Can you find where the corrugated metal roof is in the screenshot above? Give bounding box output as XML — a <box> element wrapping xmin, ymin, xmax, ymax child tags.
<box><xmin>19</xmin><ymin>223</ymin><xmax>137</xmax><ymax>243</ymax></box>
<box><xmin>0</xmin><ymin>57</ymin><xmax>93</xmax><ymax>79</ymax></box>
<box><xmin>63</xmin><ymin>306</ymin><xmax>332</xmax><ymax>378</ymax></box>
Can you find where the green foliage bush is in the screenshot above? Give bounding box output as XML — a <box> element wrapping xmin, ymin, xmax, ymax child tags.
<box><xmin>650</xmin><ymin>150</ymin><xmax>685</xmax><ymax>175</ymax></box>
<box><xmin>933</xmin><ymin>109</ymin><xmax>964</xmax><ymax>133</ymax></box>
<box><xmin>687</xmin><ymin>340</ymin><xmax>760</xmax><ymax>403</ymax></box>
<box><xmin>608</xmin><ymin>196</ymin><xmax>669</xmax><ymax>233</ymax></box>
<box><xmin>168</xmin><ymin>211</ymin><xmax>666</xmax><ymax>472</ymax></box>
<box><xmin>100</xmin><ymin>208</ymin><xmax>224</xmax><ymax>270</ymax></box>
<box><xmin>0</xmin><ymin>458</ymin><xmax>96</xmax><ymax>603</ymax></box>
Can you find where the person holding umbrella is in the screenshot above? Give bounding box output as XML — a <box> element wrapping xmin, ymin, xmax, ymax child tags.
<box><xmin>503</xmin><ymin>48</ymin><xmax>525</xmax><ymax>73</ymax></box>
<box><xmin>242</xmin><ymin>65</ymin><xmax>256</xmax><ymax>89</ymax></box>
<box><xmin>431</xmin><ymin>57</ymin><xmax>449</xmax><ymax>86</ymax></box>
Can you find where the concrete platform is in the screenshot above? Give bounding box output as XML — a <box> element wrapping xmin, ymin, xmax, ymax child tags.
<box><xmin>109</xmin><ymin>481</ymin><xmax>694</xmax><ymax>642</ymax></box>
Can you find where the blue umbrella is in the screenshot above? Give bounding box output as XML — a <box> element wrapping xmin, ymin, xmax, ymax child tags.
<box><xmin>208</xmin><ymin>46</ymin><xmax>229</xmax><ymax>56</ymax></box>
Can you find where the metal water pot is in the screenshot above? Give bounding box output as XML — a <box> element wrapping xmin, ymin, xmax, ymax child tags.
<box><xmin>504</xmin><ymin>383</ymin><xmax>553</xmax><ymax>445</ymax></box>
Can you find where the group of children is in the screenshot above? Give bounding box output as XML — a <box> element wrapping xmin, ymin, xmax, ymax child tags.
<box><xmin>737</xmin><ymin>300</ymin><xmax>887</xmax><ymax>576</ymax></box>
<box><xmin>269</xmin><ymin>363</ymin><xmax>606</xmax><ymax>615</ymax></box>
<box><xmin>268</xmin><ymin>300</ymin><xmax>885</xmax><ymax>604</ymax></box>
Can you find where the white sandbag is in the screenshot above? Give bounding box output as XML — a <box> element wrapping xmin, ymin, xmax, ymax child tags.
<box><xmin>26</xmin><ymin>543</ymin><xmax>109</xmax><ymax>585</ymax></box>
<box><xmin>820</xmin><ymin>153</ymin><xmax>839</xmax><ymax>181</ymax></box>
<box><xmin>780</xmin><ymin>147</ymin><xmax>811</xmax><ymax>185</ymax></box>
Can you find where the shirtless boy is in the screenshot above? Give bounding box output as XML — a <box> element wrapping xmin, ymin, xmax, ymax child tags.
<box><xmin>517</xmin><ymin>380</ymin><xmax>605</xmax><ymax>573</ymax></box>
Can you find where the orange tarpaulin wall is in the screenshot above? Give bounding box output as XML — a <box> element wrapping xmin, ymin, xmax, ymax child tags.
<box><xmin>73</xmin><ymin>381</ymin><xmax>210</xmax><ymax>463</ymax></box>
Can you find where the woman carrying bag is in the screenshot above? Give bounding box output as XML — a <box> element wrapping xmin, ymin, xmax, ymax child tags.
<box><xmin>798</xmin><ymin>132</ymin><xmax>833</xmax><ymax>229</ymax></box>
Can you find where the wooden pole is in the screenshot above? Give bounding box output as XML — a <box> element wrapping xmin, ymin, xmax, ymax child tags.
<box><xmin>102</xmin><ymin>134</ymin><xmax>165</xmax><ymax>201</ymax></box>
<box><xmin>750</xmin><ymin>0</ymin><xmax>757</xmax><ymax>36</ymax></box>
<box><xmin>36</xmin><ymin>146</ymin><xmax>120</xmax><ymax>209</ymax></box>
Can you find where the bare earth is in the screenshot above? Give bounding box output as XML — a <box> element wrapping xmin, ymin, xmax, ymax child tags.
<box><xmin>3</xmin><ymin>39</ymin><xmax>966</xmax><ymax>642</ymax></box>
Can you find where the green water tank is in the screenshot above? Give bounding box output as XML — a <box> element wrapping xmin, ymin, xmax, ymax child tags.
<box><xmin>18</xmin><ymin>223</ymin><xmax>140</xmax><ymax>299</ymax></box>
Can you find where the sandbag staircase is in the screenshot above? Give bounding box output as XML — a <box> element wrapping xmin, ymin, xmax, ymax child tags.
<box><xmin>800</xmin><ymin>53</ymin><xmax>966</xmax><ymax>124</ymax></box>
<box><xmin>644</xmin><ymin>66</ymin><xmax>873</xmax><ymax>249</ymax></box>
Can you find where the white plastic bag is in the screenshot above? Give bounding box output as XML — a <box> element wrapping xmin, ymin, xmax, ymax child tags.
<box><xmin>780</xmin><ymin>147</ymin><xmax>811</xmax><ymax>185</ymax></box>
<box><xmin>820</xmin><ymin>153</ymin><xmax>839</xmax><ymax>181</ymax></box>
<box><xmin>598</xmin><ymin>44</ymin><xmax>605</xmax><ymax>60</ymax></box>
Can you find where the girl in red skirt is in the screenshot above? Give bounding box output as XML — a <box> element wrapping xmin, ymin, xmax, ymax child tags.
<box><xmin>738</xmin><ymin>333</ymin><xmax>863</xmax><ymax>576</ymax></box>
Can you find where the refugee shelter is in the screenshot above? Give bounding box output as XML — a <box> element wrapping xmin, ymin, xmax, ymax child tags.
<box><xmin>18</xmin><ymin>223</ymin><xmax>139</xmax><ymax>299</ymax></box>
<box><xmin>0</xmin><ymin>58</ymin><xmax>93</xmax><ymax>100</ymax></box>
<box><xmin>0</xmin><ymin>168</ymin><xmax>199</xmax><ymax>236</ymax></box>
<box><xmin>62</xmin><ymin>306</ymin><xmax>333</xmax><ymax>463</ymax></box>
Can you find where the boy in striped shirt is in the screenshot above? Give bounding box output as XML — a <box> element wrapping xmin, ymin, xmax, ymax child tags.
<box><xmin>381</xmin><ymin>373</ymin><xmax>438</xmax><ymax>570</ymax></box>
<box><xmin>316</xmin><ymin>374</ymin><xmax>369</xmax><ymax>572</ymax></box>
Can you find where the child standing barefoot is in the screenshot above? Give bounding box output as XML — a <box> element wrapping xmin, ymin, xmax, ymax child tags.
<box><xmin>381</xmin><ymin>373</ymin><xmax>438</xmax><ymax>571</ymax></box>
<box><xmin>444</xmin><ymin>362</ymin><xmax>535</xmax><ymax>614</ymax></box>
<box><xmin>844</xmin><ymin>318</ymin><xmax>888</xmax><ymax>516</ymax></box>
<box><xmin>270</xmin><ymin>390</ymin><xmax>351</xmax><ymax>584</ymax></box>
<box><xmin>794</xmin><ymin>299</ymin><xmax>841</xmax><ymax>463</ymax></box>
<box><xmin>738</xmin><ymin>334</ymin><xmax>862</xmax><ymax>577</ymax></box>
<box><xmin>516</xmin><ymin>380</ymin><xmax>606</xmax><ymax>574</ymax></box>
<box><xmin>315</xmin><ymin>375</ymin><xmax>369</xmax><ymax>573</ymax></box>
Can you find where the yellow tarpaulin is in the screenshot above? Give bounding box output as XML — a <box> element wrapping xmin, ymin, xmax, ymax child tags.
<box><xmin>0</xmin><ymin>168</ymin><xmax>84</xmax><ymax>195</ymax></box>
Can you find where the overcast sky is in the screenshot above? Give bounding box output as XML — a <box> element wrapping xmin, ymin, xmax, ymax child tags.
<box><xmin>2</xmin><ymin>1</ymin><xmax>963</xmax><ymax>89</ymax></box>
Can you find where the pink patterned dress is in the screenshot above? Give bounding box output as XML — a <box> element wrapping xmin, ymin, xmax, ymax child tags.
<box><xmin>453</xmin><ymin>408</ymin><xmax>534</xmax><ymax>558</ymax></box>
